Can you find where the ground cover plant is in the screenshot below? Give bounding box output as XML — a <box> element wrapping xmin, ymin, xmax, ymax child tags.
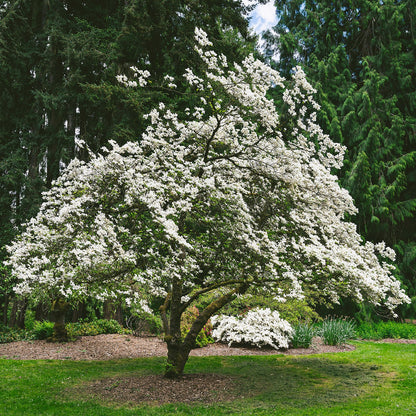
<box><xmin>0</xmin><ymin>342</ymin><xmax>415</xmax><ymax>415</ymax></box>
<box><xmin>356</xmin><ymin>320</ymin><xmax>416</xmax><ymax>340</ymax></box>
<box><xmin>0</xmin><ymin>319</ymin><xmax>130</xmax><ymax>343</ymax></box>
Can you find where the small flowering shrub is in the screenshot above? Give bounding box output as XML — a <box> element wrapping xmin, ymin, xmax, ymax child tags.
<box><xmin>181</xmin><ymin>306</ymin><xmax>213</xmax><ymax>348</ymax></box>
<box><xmin>218</xmin><ymin>294</ymin><xmax>320</xmax><ymax>326</ymax></box>
<box><xmin>291</xmin><ymin>322</ymin><xmax>316</xmax><ymax>348</ymax></box>
<box><xmin>212</xmin><ymin>308</ymin><xmax>293</xmax><ymax>349</ymax></box>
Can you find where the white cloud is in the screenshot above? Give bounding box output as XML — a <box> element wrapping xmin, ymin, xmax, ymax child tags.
<box><xmin>248</xmin><ymin>1</ymin><xmax>278</xmax><ymax>34</ymax></box>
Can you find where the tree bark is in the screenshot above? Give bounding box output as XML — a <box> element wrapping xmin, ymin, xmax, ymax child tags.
<box><xmin>164</xmin><ymin>337</ymin><xmax>192</xmax><ymax>379</ymax></box>
<box><xmin>103</xmin><ymin>300</ymin><xmax>123</xmax><ymax>323</ymax></box>
<box><xmin>35</xmin><ymin>301</ymin><xmax>49</xmax><ymax>321</ymax></box>
<box><xmin>164</xmin><ymin>282</ymin><xmax>249</xmax><ymax>379</ymax></box>
<box><xmin>49</xmin><ymin>297</ymin><xmax>69</xmax><ymax>342</ymax></box>
<box><xmin>9</xmin><ymin>298</ymin><xmax>27</xmax><ymax>328</ymax></box>
<box><xmin>1</xmin><ymin>294</ymin><xmax>10</xmax><ymax>326</ymax></box>
<box><xmin>9</xmin><ymin>299</ymin><xmax>18</xmax><ymax>327</ymax></box>
<box><xmin>71</xmin><ymin>302</ymin><xmax>86</xmax><ymax>322</ymax></box>
<box><xmin>16</xmin><ymin>299</ymin><xmax>28</xmax><ymax>329</ymax></box>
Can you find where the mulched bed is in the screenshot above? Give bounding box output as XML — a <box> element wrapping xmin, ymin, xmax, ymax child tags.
<box><xmin>0</xmin><ymin>334</ymin><xmax>356</xmax><ymax>361</ymax></box>
<box><xmin>77</xmin><ymin>373</ymin><xmax>238</xmax><ymax>405</ymax></box>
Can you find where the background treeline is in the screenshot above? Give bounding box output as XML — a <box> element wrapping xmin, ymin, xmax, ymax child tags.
<box><xmin>0</xmin><ymin>0</ymin><xmax>415</xmax><ymax>327</ymax></box>
<box><xmin>264</xmin><ymin>0</ymin><xmax>416</xmax><ymax>319</ymax></box>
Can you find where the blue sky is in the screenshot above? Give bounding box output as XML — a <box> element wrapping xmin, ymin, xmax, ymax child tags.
<box><xmin>245</xmin><ymin>1</ymin><xmax>278</xmax><ymax>34</ymax></box>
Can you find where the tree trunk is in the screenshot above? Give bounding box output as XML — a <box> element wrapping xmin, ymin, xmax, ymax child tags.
<box><xmin>49</xmin><ymin>297</ymin><xmax>69</xmax><ymax>342</ymax></box>
<box><xmin>165</xmin><ymin>338</ymin><xmax>192</xmax><ymax>379</ymax></box>
<box><xmin>1</xmin><ymin>294</ymin><xmax>10</xmax><ymax>326</ymax></box>
<box><xmin>16</xmin><ymin>299</ymin><xmax>28</xmax><ymax>329</ymax></box>
<box><xmin>35</xmin><ymin>301</ymin><xmax>49</xmax><ymax>321</ymax></box>
<box><xmin>71</xmin><ymin>302</ymin><xmax>86</xmax><ymax>322</ymax></box>
<box><xmin>103</xmin><ymin>299</ymin><xmax>114</xmax><ymax>320</ymax></box>
<box><xmin>9</xmin><ymin>299</ymin><xmax>18</xmax><ymax>327</ymax></box>
<box><xmin>163</xmin><ymin>282</ymin><xmax>250</xmax><ymax>378</ymax></box>
<box><xmin>9</xmin><ymin>298</ymin><xmax>27</xmax><ymax>328</ymax></box>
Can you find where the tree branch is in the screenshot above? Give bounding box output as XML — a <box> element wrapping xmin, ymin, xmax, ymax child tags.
<box><xmin>159</xmin><ymin>292</ymin><xmax>171</xmax><ymax>335</ymax></box>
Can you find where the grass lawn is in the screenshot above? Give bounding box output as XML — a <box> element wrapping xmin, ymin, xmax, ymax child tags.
<box><xmin>0</xmin><ymin>341</ymin><xmax>415</xmax><ymax>415</ymax></box>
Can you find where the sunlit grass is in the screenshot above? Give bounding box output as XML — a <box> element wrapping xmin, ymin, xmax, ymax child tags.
<box><xmin>0</xmin><ymin>341</ymin><xmax>415</xmax><ymax>415</ymax></box>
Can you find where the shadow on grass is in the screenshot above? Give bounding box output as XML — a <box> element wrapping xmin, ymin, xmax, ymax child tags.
<box><xmin>66</xmin><ymin>355</ymin><xmax>391</xmax><ymax>410</ymax></box>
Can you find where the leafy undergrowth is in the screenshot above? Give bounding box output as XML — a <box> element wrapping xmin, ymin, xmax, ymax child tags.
<box><xmin>0</xmin><ymin>319</ymin><xmax>130</xmax><ymax>343</ymax></box>
<box><xmin>0</xmin><ymin>342</ymin><xmax>415</xmax><ymax>415</ymax></box>
<box><xmin>356</xmin><ymin>321</ymin><xmax>416</xmax><ymax>340</ymax></box>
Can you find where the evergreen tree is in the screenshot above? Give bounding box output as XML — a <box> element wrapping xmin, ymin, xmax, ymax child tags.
<box><xmin>265</xmin><ymin>0</ymin><xmax>416</xmax><ymax>316</ymax></box>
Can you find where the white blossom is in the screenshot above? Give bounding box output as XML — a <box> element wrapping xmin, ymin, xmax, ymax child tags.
<box><xmin>212</xmin><ymin>308</ymin><xmax>294</xmax><ymax>349</ymax></box>
<box><xmin>5</xmin><ymin>28</ymin><xmax>409</xmax><ymax>319</ymax></box>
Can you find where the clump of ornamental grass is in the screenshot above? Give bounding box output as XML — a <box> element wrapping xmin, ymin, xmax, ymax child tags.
<box><xmin>212</xmin><ymin>308</ymin><xmax>293</xmax><ymax>350</ymax></box>
<box><xmin>319</xmin><ymin>317</ymin><xmax>356</xmax><ymax>346</ymax></box>
<box><xmin>291</xmin><ymin>322</ymin><xmax>316</xmax><ymax>348</ymax></box>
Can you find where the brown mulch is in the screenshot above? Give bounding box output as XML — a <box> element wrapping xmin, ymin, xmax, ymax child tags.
<box><xmin>372</xmin><ymin>338</ymin><xmax>416</xmax><ymax>344</ymax></box>
<box><xmin>77</xmin><ymin>373</ymin><xmax>239</xmax><ymax>405</ymax></box>
<box><xmin>0</xmin><ymin>334</ymin><xmax>356</xmax><ymax>361</ymax></box>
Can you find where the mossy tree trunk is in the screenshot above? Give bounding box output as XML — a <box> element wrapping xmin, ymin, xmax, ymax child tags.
<box><xmin>49</xmin><ymin>297</ymin><xmax>69</xmax><ymax>342</ymax></box>
<box><xmin>163</xmin><ymin>282</ymin><xmax>249</xmax><ymax>379</ymax></box>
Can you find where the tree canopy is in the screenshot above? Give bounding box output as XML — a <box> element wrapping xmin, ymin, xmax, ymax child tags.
<box><xmin>6</xmin><ymin>29</ymin><xmax>409</xmax><ymax>377</ymax></box>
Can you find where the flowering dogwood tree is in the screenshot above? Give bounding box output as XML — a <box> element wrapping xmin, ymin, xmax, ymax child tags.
<box><xmin>6</xmin><ymin>29</ymin><xmax>409</xmax><ymax>377</ymax></box>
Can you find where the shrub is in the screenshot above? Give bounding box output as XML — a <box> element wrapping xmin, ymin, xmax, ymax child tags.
<box><xmin>291</xmin><ymin>322</ymin><xmax>315</xmax><ymax>348</ymax></box>
<box><xmin>319</xmin><ymin>317</ymin><xmax>356</xmax><ymax>346</ymax></box>
<box><xmin>125</xmin><ymin>312</ymin><xmax>163</xmax><ymax>336</ymax></box>
<box><xmin>216</xmin><ymin>293</ymin><xmax>319</xmax><ymax>326</ymax></box>
<box><xmin>212</xmin><ymin>308</ymin><xmax>293</xmax><ymax>349</ymax></box>
<box><xmin>32</xmin><ymin>320</ymin><xmax>55</xmax><ymax>340</ymax></box>
<box><xmin>0</xmin><ymin>325</ymin><xmax>32</xmax><ymax>343</ymax></box>
<box><xmin>67</xmin><ymin>319</ymin><xmax>129</xmax><ymax>339</ymax></box>
<box><xmin>181</xmin><ymin>306</ymin><xmax>214</xmax><ymax>348</ymax></box>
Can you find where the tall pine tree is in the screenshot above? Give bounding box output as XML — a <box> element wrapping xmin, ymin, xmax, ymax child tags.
<box><xmin>265</xmin><ymin>0</ymin><xmax>416</xmax><ymax>317</ymax></box>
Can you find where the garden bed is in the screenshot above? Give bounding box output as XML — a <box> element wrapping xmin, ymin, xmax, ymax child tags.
<box><xmin>0</xmin><ymin>334</ymin><xmax>356</xmax><ymax>360</ymax></box>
